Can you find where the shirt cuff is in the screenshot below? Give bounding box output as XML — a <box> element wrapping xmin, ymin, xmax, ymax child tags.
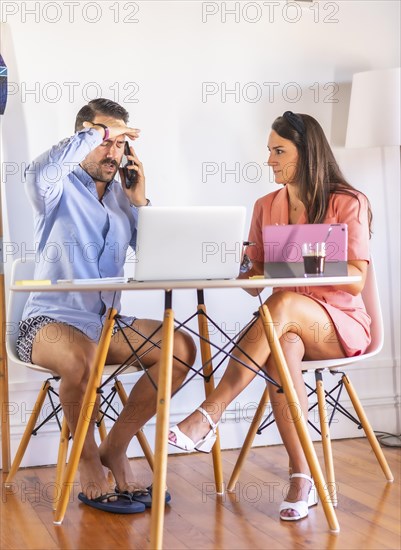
<box><xmin>130</xmin><ymin>199</ymin><xmax>151</xmax><ymax>208</ymax></box>
<box><xmin>78</xmin><ymin>128</ymin><xmax>103</xmax><ymax>148</ymax></box>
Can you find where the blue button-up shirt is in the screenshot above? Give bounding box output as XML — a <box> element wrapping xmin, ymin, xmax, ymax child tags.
<box><xmin>22</xmin><ymin>128</ymin><xmax>138</xmax><ymax>341</ymax></box>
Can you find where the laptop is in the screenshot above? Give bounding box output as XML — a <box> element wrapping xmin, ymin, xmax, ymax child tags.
<box><xmin>133</xmin><ymin>206</ymin><xmax>246</xmax><ymax>281</ymax></box>
<box><xmin>263</xmin><ymin>223</ymin><xmax>348</xmax><ymax>278</ymax></box>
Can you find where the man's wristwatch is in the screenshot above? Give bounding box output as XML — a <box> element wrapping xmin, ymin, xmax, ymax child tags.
<box><xmin>240</xmin><ymin>253</ymin><xmax>253</xmax><ymax>273</ymax></box>
<box><xmin>131</xmin><ymin>198</ymin><xmax>151</xmax><ymax>207</ymax></box>
<box><xmin>91</xmin><ymin>122</ymin><xmax>109</xmax><ymax>141</ymax></box>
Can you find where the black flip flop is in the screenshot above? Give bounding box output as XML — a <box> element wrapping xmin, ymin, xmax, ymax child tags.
<box><xmin>115</xmin><ymin>485</ymin><xmax>171</xmax><ymax>508</ymax></box>
<box><xmin>78</xmin><ymin>491</ymin><xmax>146</xmax><ymax>514</ymax></box>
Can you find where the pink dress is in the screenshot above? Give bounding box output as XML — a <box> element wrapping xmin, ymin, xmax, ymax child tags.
<box><xmin>247</xmin><ymin>186</ymin><xmax>371</xmax><ymax>357</ymax></box>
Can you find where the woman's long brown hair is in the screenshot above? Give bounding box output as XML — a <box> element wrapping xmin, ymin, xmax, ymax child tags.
<box><xmin>272</xmin><ymin>113</ymin><xmax>373</xmax><ymax>236</ymax></box>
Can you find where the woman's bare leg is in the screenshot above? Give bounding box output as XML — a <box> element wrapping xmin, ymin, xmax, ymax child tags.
<box><xmin>169</xmin><ymin>291</ymin><xmax>346</xmax><ymax>510</ymax></box>
<box><xmin>169</xmin><ymin>316</ymin><xmax>267</xmax><ymax>445</ymax></box>
<box><xmin>265</xmin><ymin>334</ymin><xmax>311</xmax><ymax>518</ymax></box>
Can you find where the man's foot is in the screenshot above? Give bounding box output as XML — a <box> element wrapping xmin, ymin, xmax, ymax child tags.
<box><xmin>78</xmin><ymin>492</ymin><xmax>146</xmax><ymax>514</ymax></box>
<box><xmin>78</xmin><ymin>452</ymin><xmax>113</xmax><ymax>500</ymax></box>
<box><xmin>99</xmin><ymin>439</ymin><xmax>146</xmax><ymax>493</ymax></box>
<box><xmin>99</xmin><ymin>439</ymin><xmax>172</xmax><ymax>509</ymax></box>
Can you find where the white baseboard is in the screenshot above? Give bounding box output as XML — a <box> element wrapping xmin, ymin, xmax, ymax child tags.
<box><xmin>3</xmin><ymin>391</ymin><xmax>400</xmax><ymax>469</ymax></box>
<box><xmin>3</xmin><ymin>357</ymin><xmax>400</xmax><ymax>469</ymax></box>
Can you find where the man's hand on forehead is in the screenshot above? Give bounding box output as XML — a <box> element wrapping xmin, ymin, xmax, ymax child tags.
<box><xmin>83</xmin><ymin>118</ymin><xmax>140</xmax><ymax>141</ymax></box>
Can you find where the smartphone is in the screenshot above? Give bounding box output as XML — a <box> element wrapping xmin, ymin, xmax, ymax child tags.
<box><xmin>122</xmin><ymin>141</ymin><xmax>138</xmax><ymax>189</ymax></box>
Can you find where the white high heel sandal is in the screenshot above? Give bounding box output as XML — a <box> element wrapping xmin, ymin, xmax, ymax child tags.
<box><xmin>279</xmin><ymin>473</ymin><xmax>318</xmax><ymax>522</ymax></box>
<box><xmin>168</xmin><ymin>407</ymin><xmax>218</xmax><ymax>453</ymax></box>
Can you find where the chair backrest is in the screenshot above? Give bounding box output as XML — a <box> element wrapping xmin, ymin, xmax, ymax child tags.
<box><xmin>6</xmin><ymin>259</ymin><xmax>36</xmax><ymax>362</ymax></box>
<box><xmin>360</xmin><ymin>259</ymin><xmax>384</xmax><ymax>355</ymax></box>
<box><xmin>302</xmin><ymin>258</ymin><xmax>384</xmax><ymax>371</ymax></box>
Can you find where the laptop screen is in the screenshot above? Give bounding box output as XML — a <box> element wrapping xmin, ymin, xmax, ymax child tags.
<box><xmin>134</xmin><ymin>206</ymin><xmax>246</xmax><ymax>281</ymax></box>
<box><xmin>262</xmin><ymin>223</ymin><xmax>348</xmax><ymax>278</ymax></box>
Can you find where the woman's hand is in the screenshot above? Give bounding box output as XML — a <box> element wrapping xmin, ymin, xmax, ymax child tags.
<box><xmin>338</xmin><ymin>260</ymin><xmax>368</xmax><ymax>295</ymax></box>
<box><xmin>238</xmin><ymin>260</ymin><xmax>264</xmax><ymax>296</ymax></box>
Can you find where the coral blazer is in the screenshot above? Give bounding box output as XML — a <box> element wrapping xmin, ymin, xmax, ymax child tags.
<box><xmin>247</xmin><ymin>186</ymin><xmax>371</xmax><ymax>356</ymax></box>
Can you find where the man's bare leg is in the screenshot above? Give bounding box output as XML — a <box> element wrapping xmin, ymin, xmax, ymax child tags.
<box><xmin>32</xmin><ymin>323</ymin><xmax>110</xmax><ymax>499</ymax></box>
<box><xmin>99</xmin><ymin>318</ymin><xmax>196</xmax><ymax>492</ymax></box>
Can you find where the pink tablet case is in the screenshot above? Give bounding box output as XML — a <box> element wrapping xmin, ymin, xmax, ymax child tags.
<box><xmin>262</xmin><ymin>223</ymin><xmax>348</xmax><ymax>277</ymax></box>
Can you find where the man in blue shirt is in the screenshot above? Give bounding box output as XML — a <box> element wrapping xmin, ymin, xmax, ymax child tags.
<box><xmin>17</xmin><ymin>98</ymin><xmax>196</xmax><ymax>512</ymax></box>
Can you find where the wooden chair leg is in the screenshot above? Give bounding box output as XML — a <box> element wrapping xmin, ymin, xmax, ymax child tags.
<box><xmin>315</xmin><ymin>371</ymin><xmax>337</xmax><ymax>506</ymax></box>
<box><xmin>135</xmin><ymin>430</ymin><xmax>155</xmax><ymax>472</ymax></box>
<box><xmin>114</xmin><ymin>379</ymin><xmax>154</xmax><ymax>471</ymax></box>
<box><xmin>53</xmin><ymin>307</ymin><xmax>117</xmax><ymax>524</ymax></box>
<box><xmin>4</xmin><ymin>380</ymin><xmax>51</xmax><ymax>486</ymax></box>
<box><xmin>0</xmin><ymin>350</ymin><xmax>11</xmax><ymax>473</ymax></box>
<box><xmin>342</xmin><ymin>374</ymin><xmax>394</xmax><ymax>482</ymax></box>
<box><xmin>259</xmin><ymin>303</ymin><xmax>340</xmax><ymax>532</ymax></box>
<box><xmin>197</xmin><ymin>298</ymin><xmax>224</xmax><ymax>495</ymax></box>
<box><xmin>96</xmin><ymin>415</ymin><xmax>107</xmax><ymax>442</ymax></box>
<box><xmin>1</xmin><ymin>271</ymin><xmax>11</xmax><ymax>473</ymax></box>
<box><xmin>54</xmin><ymin>417</ymin><xmax>70</xmax><ymax>508</ymax></box>
<box><xmin>227</xmin><ymin>385</ymin><xmax>270</xmax><ymax>492</ymax></box>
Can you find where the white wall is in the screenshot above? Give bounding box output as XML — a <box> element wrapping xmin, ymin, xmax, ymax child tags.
<box><xmin>1</xmin><ymin>0</ymin><xmax>400</xmax><ymax>467</ymax></box>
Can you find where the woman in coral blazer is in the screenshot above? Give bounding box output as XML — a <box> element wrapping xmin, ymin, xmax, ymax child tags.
<box><xmin>169</xmin><ymin>112</ymin><xmax>372</xmax><ymax>522</ymax></box>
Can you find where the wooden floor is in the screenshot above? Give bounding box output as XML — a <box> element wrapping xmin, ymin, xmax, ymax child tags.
<box><xmin>1</xmin><ymin>438</ymin><xmax>400</xmax><ymax>550</ymax></box>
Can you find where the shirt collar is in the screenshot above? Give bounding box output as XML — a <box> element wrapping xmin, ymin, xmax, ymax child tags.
<box><xmin>74</xmin><ymin>164</ymin><xmax>115</xmax><ymax>198</ymax></box>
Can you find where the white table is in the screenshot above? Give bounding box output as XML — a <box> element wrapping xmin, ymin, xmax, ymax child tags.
<box><xmin>10</xmin><ymin>275</ymin><xmax>360</xmax><ymax>546</ymax></box>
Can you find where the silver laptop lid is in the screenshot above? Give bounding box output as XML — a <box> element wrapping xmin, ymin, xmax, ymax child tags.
<box><xmin>134</xmin><ymin>206</ymin><xmax>246</xmax><ymax>281</ymax></box>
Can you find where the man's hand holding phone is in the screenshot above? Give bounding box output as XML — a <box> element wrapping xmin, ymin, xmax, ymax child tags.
<box><xmin>122</xmin><ymin>141</ymin><xmax>138</xmax><ymax>189</ymax></box>
<box><xmin>120</xmin><ymin>142</ymin><xmax>148</xmax><ymax>207</ymax></box>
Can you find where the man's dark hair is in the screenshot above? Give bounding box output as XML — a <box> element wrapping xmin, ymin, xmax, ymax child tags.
<box><xmin>75</xmin><ymin>98</ymin><xmax>129</xmax><ymax>131</ymax></box>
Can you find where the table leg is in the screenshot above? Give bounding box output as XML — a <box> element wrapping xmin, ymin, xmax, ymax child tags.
<box><xmin>149</xmin><ymin>292</ymin><xmax>175</xmax><ymax>550</ymax></box>
<box><xmin>259</xmin><ymin>304</ymin><xmax>340</xmax><ymax>533</ymax></box>
<box><xmin>53</xmin><ymin>307</ymin><xmax>117</xmax><ymax>525</ymax></box>
<box><xmin>197</xmin><ymin>296</ymin><xmax>224</xmax><ymax>495</ymax></box>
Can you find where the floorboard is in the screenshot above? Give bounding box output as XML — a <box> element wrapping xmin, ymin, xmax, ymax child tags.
<box><xmin>1</xmin><ymin>438</ymin><xmax>400</xmax><ymax>550</ymax></box>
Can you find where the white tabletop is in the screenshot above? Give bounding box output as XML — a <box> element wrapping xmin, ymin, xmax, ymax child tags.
<box><xmin>11</xmin><ymin>275</ymin><xmax>361</xmax><ymax>293</ymax></box>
